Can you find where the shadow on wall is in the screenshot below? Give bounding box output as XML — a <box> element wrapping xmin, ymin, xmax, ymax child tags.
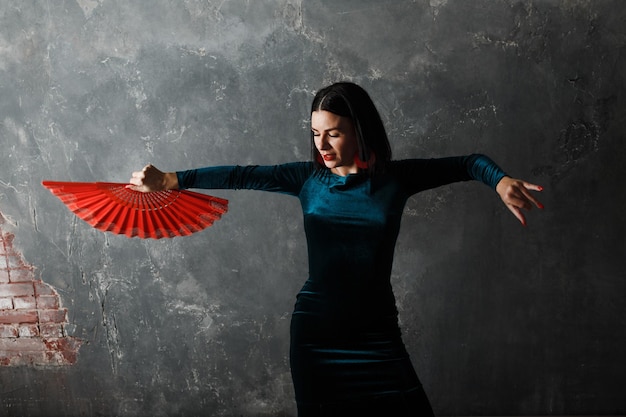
<box><xmin>0</xmin><ymin>210</ymin><xmax>81</xmax><ymax>366</ymax></box>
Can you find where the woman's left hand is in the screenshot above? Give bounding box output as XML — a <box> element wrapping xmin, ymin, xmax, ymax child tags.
<box><xmin>496</xmin><ymin>176</ymin><xmax>544</xmax><ymax>226</ymax></box>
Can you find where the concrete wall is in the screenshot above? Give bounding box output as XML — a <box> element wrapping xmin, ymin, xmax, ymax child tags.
<box><xmin>1</xmin><ymin>1</ymin><xmax>625</xmax><ymax>416</ymax></box>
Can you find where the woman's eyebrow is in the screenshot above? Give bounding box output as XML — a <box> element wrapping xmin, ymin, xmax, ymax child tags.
<box><xmin>311</xmin><ymin>126</ymin><xmax>342</xmax><ymax>132</ymax></box>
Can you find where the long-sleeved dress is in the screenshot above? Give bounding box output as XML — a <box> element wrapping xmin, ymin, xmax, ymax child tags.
<box><xmin>176</xmin><ymin>154</ymin><xmax>506</xmax><ymax>416</ymax></box>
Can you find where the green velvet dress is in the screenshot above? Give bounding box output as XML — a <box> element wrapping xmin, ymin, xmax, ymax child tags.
<box><xmin>176</xmin><ymin>154</ymin><xmax>506</xmax><ymax>416</ymax></box>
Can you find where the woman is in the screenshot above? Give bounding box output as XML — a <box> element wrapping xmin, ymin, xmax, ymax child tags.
<box><xmin>129</xmin><ymin>82</ymin><xmax>543</xmax><ymax>416</ymax></box>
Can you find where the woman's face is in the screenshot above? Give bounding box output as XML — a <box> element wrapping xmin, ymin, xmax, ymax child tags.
<box><xmin>311</xmin><ymin>110</ymin><xmax>359</xmax><ymax>176</ymax></box>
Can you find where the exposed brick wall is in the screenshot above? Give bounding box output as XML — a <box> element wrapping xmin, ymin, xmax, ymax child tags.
<box><xmin>0</xmin><ymin>213</ymin><xmax>81</xmax><ymax>366</ymax></box>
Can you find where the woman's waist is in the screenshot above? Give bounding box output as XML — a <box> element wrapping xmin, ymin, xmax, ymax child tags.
<box><xmin>296</xmin><ymin>277</ymin><xmax>396</xmax><ymax>304</ymax></box>
<box><xmin>292</xmin><ymin>281</ymin><xmax>400</xmax><ymax>333</ymax></box>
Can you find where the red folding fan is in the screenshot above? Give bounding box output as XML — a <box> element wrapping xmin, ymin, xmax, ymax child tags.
<box><xmin>42</xmin><ymin>181</ymin><xmax>228</xmax><ymax>239</ymax></box>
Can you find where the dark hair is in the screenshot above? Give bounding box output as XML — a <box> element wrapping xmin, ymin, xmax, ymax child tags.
<box><xmin>310</xmin><ymin>82</ymin><xmax>391</xmax><ymax>174</ymax></box>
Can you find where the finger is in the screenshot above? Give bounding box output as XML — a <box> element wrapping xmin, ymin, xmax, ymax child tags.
<box><xmin>506</xmin><ymin>192</ymin><xmax>533</xmax><ymax>211</ymax></box>
<box><xmin>520</xmin><ymin>182</ymin><xmax>545</xmax><ymax>209</ymax></box>
<box><xmin>131</xmin><ymin>164</ymin><xmax>153</xmax><ymax>178</ymax></box>
<box><xmin>129</xmin><ymin>164</ymin><xmax>152</xmax><ymax>184</ymax></box>
<box><xmin>128</xmin><ymin>174</ymin><xmax>143</xmax><ymax>186</ymax></box>
<box><xmin>522</xmin><ymin>182</ymin><xmax>543</xmax><ymax>192</ymax></box>
<box><xmin>521</xmin><ymin>191</ymin><xmax>544</xmax><ymax>210</ymax></box>
<box><xmin>507</xmin><ymin>204</ymin><xmax>527</xmax><ymax>227</ymax></box>
<box><xmin>130</xmin><ymin>170</ymin><xmax>144</xmax><ymax>181</ymax></box>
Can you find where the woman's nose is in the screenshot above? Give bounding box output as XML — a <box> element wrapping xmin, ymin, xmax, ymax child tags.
<box><xmin>316</xmin><ymin>134</ymin><xmax>329</xmax><ymax>150</ymax></box>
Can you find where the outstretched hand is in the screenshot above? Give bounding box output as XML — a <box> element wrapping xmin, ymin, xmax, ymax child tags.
<box><xmin>496</xmin><ymin>176</ymin><xmax>544</xmax><ymax>226</ymax></box>
<box><xmin>127</xmin><ymin>164</ymin><xmax>179</xmax><ymax>192</ymax></box>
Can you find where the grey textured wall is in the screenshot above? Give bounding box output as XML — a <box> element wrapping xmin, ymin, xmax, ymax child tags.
<box><xmin>1</xmin><ymin>0</ymin><xmax>625</xmax><ymax>416</ymax></box>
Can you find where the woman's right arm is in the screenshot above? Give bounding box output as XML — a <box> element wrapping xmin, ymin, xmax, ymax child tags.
<box><xmin>128</xmin><ymin>162</ymin><xmax>314</xmax><ymax>196</ymax></box>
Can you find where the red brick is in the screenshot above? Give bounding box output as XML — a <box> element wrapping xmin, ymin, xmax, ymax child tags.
<box><xmin>33</xmin><ymin>280</ymin><xmax>56</xmax><ymax>296</ymax></box>
<box><xmin>36</xmin><ymin>295</ymin><xmax>59</xmax><ymax>310</ymax></box>
<box><xmin>40</xmin><ymin>323</ymin><xmax>63</xmax><ymax>338</ymax></box>
<box><xmin>8</xmin><ymin>267</ymin><xmax>35</xmax><ymax>283</ymax></box>
<box><xmin>38</xmin><ymin>309</ymin><xmax>67</xmax><ymax>324</ymax></box>
<box><xmin>0</xmin><ymin>310</ymin><xmax>38</xmax><ymax>324</ymax></box>
<box><xmin>13</xmin><ymin>296</ymin><xmax>37</xmax><ymax>310</ymax></box>
<box><xmin>0</xmin><ymin>297</ymin><xmax>13</xmax><ymax>310</ymax></box>
<box><xmin>1</xmin><ymin>232</ymin><xmax>15</xmax><ymax>246</ymax></box>
<box><xmin>45</xmin><ymin>351</ymin><xmax>67</xmax><ymax>364</ymax></box>
<box><xmin>0</xmin><ymin>221</ymin><xmax>82</xmax><ymax>367</ymax></box>
<box><xmin>0</xmin><ymin>324</ymin><xmax>18</xmax><ymax>338</ymax></box>
<box><xmin>18</xmin><ymin>324</ymin><xmax>39</xmax><ymax>337</ymax></box>
<box><xmin>44</xmin><ymin>337</ymin><xmax>82</xmax><ymax>364</ymax></box>
<box><xmin>3</xmin><ymin>351</ymin><xmax>47</xmax><ymax>366</ymax></box>
<box><xmin>0</xmin><ymin>337</ymin><xmax>47</xmax><ymax>351</ymax></box>
<box><xmin>6</xmin><ymin>255</ymin><xmax>26</xmax><ymax>270</ymax></box>
<box><xmin>0</xmin><ymin>283</ymin><xmax>34</xmax><ymax>297</ymax></box>
<box><xmin>0</xmin><ymin>337</ymin><xmax>82</xmax><ymax>365</ymax></box>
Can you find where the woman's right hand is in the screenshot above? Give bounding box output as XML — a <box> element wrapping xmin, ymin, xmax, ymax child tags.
<box><xmin>127</xmin><ymin>164</ymin><xmax>179</xmax><ymax>192</ymax></box>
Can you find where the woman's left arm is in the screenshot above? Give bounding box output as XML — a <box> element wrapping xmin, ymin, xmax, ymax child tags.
<box><xmin>495</xmin><ymin>176</ymin><xmax>544</xmax><ymax>226</ymax></box>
